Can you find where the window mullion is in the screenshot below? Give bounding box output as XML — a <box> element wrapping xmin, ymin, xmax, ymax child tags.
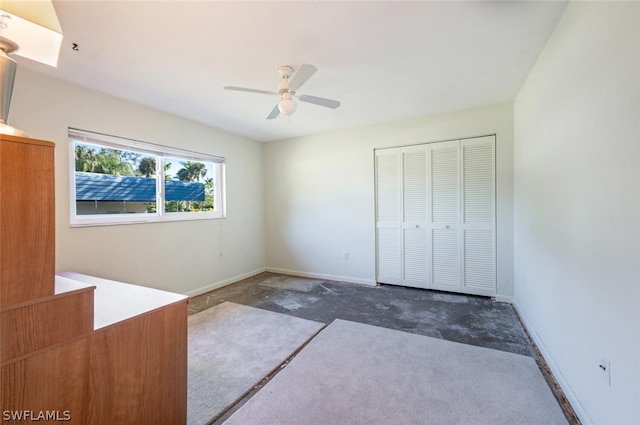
<box><xmin>214</xmin><ymin>163</ymin><xmax>225</xmax><ymax>218</ymax></box>
<box><xmin>157</xmin><ymin>155</ymin><xmax>166</xmax><ymax>216</ymax></box>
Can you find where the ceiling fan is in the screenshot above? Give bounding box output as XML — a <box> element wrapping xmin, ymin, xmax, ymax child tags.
<box><xmin>224</xmin><ymin>64</ymin><xmax>341</xmax><ymax>120</ymax></box>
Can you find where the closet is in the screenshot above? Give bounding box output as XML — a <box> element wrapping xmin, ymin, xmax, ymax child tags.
<box><xmin>375</xmin><ymin>135</ymin><xmax>496</xmax><ymax>296</ymax></box>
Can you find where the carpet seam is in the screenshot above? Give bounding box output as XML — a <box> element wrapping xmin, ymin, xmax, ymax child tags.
<box><xmin>208</xmin><ymin>322</ymin><xmax>328</xmax><ymax>425</ymax></box>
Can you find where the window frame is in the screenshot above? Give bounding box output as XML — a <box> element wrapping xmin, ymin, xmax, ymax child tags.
<box><xmin>69</xmin><ymin>128</ymin><xmax>226</xmax><ymax>227</ymax></box>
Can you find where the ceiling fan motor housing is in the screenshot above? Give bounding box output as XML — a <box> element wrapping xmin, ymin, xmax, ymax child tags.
<box><xmin>277</xmin><ymin>66</ymin><xmax>294</xmax><ymax>94</ymax></box>
<box><xmin>278</xmin><ymin>65</ymin><xmax>294</xmax><ymax>79</ymax></box>
<box><xmin>277</xmin><ymin>80</ymin><xmax>290</xmax><ymax>94</ymax></box>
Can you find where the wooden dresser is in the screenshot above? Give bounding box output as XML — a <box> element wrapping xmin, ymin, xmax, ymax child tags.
<box><xmin>0</xmin><ymin>134</ymin><xmax>188</xmax><ymax>424</ymax></box>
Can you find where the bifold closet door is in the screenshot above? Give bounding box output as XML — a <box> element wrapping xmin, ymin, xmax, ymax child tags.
<box><xmin>375</xmin><ymin>136</ymin><xmax>495</xmax><ymax>296</ymax></box>
<box><xmin>429</xmin><ymin>141</ymin><xmax>461</xmax><ymax>292</ymax></box>
<box><xmin>375</xmin><ymin>148</ymin><xmax>402</xmax><ymax>284</ymax></box>
<box><xmin>461</xmin><ymin>136</ymin><xmax>496</xmax><ymax>295</ymax></box>
<box><xmin>401</xmin><ymin>146</ymin><xmax>429</xmax><ymax>288</ymax></box>
<box><xmin>375</xmin><ymin>146</ymin><xmax>429</xmax><ymax>288</ymax></box>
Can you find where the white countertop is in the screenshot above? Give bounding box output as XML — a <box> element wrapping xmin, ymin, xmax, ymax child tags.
<box><xmin>55</xmin><ymin>272</ymin><xmax>188</xmax><ymax>330</ymax></box>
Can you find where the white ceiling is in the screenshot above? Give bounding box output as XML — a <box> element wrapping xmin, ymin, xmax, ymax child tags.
<box><xmin>17</xmin><ymin>1</ymin><xmax>568</xmax><ymax>142</ymax></box>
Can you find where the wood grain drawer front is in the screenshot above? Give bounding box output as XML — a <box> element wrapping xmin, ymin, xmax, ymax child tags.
<box><xmin>1</xmin><ymin>288</ymin><xmax>95</xmax><ymax>363</ymax></box>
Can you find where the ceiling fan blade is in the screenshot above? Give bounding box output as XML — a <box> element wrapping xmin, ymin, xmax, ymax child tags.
<box><xmin>297</xmin><ymin>94</ymin><xmax>341</xmax><ymax>109</ymax></box>
<box><xmin>267</xmin><ymin>104</ymin><xmax>280</xmax><ymax>120</ymax></box>
<box><xmin>224</xmin><ymin>86</ymin><xmax>277</xmax><ymax>96</ymax></box>
<box><xmin>289</xmin><ymin>64</ymin><xmax>317</xmax><ymax>92</ymax></box>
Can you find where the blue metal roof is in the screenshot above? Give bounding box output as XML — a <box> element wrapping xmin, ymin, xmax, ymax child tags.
<box><xmin>75</xmin><ymin>172</ymin><xmax>205</xmax><ymax>202</ymax></box>
<box><xmin>165</xmin><ymin>179</ymin><xmax>206</xmax><ymax>202</ymax></box>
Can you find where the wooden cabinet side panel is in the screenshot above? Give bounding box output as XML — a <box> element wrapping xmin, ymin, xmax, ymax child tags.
<box><xmin>1</xmin><ymin>338</ymin><xmax>90</xmax><ymax>424</ymax></box>
<box><xmin>1</xmin><ymin>289</ymin><xmax>95</xmax><ymax>362</ymax></box>
<box><xmin>0</xmin><ymin>139</ymin><xmax>55</xmax><ymax>307</ymax></box>
<box><xmin>87</xmin><ymin>302</ymin><xmax>188</xmax><ymax>425</ymax></box>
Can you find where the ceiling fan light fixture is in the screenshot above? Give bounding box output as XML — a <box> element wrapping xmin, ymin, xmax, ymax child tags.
<box><xmin>278</xmin><ymin>95</ymin><xmax>297</xmax><ymax>116</ymax></box>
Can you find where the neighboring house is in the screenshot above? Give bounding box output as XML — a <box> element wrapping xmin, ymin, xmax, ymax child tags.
<box><xmin>75</xmin><ymin>172</ymin><xmax>205</xmax><ymax>214</ymax></box>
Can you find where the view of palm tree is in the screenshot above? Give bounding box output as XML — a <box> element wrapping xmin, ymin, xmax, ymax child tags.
<box><xmin>138</xmin><ymin>157</ymin><xmax>156</xmax><ymax>177</ymax></box>
<box><xmin>177</xmin><ymin>161</ymin><xmax>207</xmax><ymax>182</ymax></box>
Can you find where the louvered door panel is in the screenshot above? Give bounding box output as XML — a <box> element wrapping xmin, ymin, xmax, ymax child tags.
<box><xmin>461</xmin><ymin>136</ymin><xmax>495</xmax><ymax>295</ymax></box>
<box><xmin>431</xmin><ymin>144</ymin><xmax>459</xmax><ymax>224</ymax></box>
<box><xmin>463</xmin><ymin>230</ymin><xmax>494</xmax><ymax>290</ymax></box>
<box><xmin>403</xmin><ymin>228</ymin><xmax>428</xmax><ymax>285</ymax></box>
<box><xmin>376</xmin><ymin>150</ymin><xmax>401</xmax><ymax>222</ymax></box>
<box><xmin>463</xmin><ymin>141</ymin><xmax>494</xmax><ymax>224</ymax></box>
<box><xmin>375</xmin><ymin>148</ymin><xmax>402</xmax><ymax>284</ymax></box>
<box><xmin>432</xmin><ymin>229</ymin><xmax>460</xmax><ymax>287</ymax></box>
<box><xmin>377</xmin><ymin>228</ymin><xmax>402</xmax><ymax>283</ymax></box>
<box><xmin>430</xmin><ymin>141</ymin><xmax>461</xmax><ymax>290</ymax></box>
<box><xmin>401</xmin><ymin>146</ymin><xmax>429</xmax><ymax>287</ymax></box>
<box><xmin>402</xmin><ymin>148</ymin><xmax>428</xmax><ymax>222</ymax></box>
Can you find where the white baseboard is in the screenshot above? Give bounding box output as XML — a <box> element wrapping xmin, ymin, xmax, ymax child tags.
<box><xmin>265</xmin><ymin>267</ymin><xmax>377</xmax><ymax>287</ymax></box>
<box><xmin>493</xmin><ymin>294</ymin><xmax>514</xmax><ymax>303</ymax></box>
<box><xmin>184</xmin><ymin>267</ymin><xmax>266</xmax><ymax>297</ymax></box>
<box><xmin>513</xmin><ymin>299</ymin><xmax>592</xmax><ymax>425</ymax></box>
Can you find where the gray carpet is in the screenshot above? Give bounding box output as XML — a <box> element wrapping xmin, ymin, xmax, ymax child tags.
<box><xmin>188</xmin><ymin>302</ymin><xmax>324</xmax><ymax>425</ymax></box>
<box><xmin>223</xmin><ymin>319</ymin><xmax>567</xmax><ymax>425</ymax></box>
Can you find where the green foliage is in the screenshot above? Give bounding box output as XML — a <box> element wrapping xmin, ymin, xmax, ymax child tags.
<box><xmin>176</xmin><ymin>161</ymin><xmax>207</xmax><ymax>182</ymax></box>
<box><xmin>165</xmin><ymin>201</ymin><xmax>186</xmax><ymax>212</ymax></box>
<box><xmin>75</xmin><ymin>145</ymin><xmax>140</xmax><ymax>176</ymax></box>
<box><xmin>174</xmin><ymin>161</ymin><xmax>212</xmax><ymax>212</ymax></box>
<box><xmin>204</xmin><ymin>177</ymin><xmax>215</xmax><ymax>210</ymax></box>
<box><xmin>138</xmin><ymin>157</ymin><xmax>156</xmax><ymax>177</ymax></box>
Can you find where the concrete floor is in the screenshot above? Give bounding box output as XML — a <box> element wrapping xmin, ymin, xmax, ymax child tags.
<box><xmin>190</xmin><ymin>272</ymin><xmax>579</xmax><ymax>424</ymax></box>
<box><xmin>190</xmin><ymin>272</ymin><xmax>533</xmax><ymax>356</ymax></box>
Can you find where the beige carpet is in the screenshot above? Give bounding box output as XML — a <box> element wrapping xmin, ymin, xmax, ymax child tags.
<box><xmin>223</xmin><ymin>319</ymin><xmax>568</xmax><ymax>425</ymax></box>
<box><xmin>187</xmin><ymin>302</ymin><xmax>324</xmax><ymax>425</ymax></box>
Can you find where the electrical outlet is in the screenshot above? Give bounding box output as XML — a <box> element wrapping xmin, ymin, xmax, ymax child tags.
<box><xmin>599</xmin><ymin>356</ymin><xmax>611</xmax><ymax>386</ymax></box>
<box><xmin>342</xmin><ymin>250</ymin><xmax>349</xmax><ymax>260</ymax></box>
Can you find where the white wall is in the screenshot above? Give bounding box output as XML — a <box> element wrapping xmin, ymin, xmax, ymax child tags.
<box><xmin>513</xmin><ymin>2</ymin><xmax>640</xmax><ymax>424</ymax></box>
<box><xmin>10</xmin><ymin>69</ymin><xmax>265</xmax><ymax>295</ymax></box>
<box><xmin>264</xmin><ymin>103</ymin><xmax>515</xmax><ymax>296</ymax></box>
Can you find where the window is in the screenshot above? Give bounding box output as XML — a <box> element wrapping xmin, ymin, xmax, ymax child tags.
<box><xmin>69</xmin><ymin>129</ymin><xmax>225</xmax><ymax>226</ymax></box>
